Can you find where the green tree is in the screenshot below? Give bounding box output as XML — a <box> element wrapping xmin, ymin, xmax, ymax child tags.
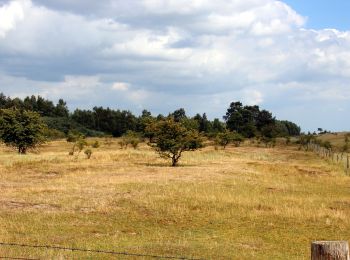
<box><xmin>150</xmin><ymin>119</ymin><xmax>203</xmax><ymax>166</ymax></box>
<box><xmin>224</xmin><ymin>101</ymin><xmax>244</xmax><ymax>133</ymax></box>
<box><xmin>144</xmin><ymin>119</ymin><xmax>158</xmax><ymax>143</ymax></box>
<box><xmin>211</xmin><ymin>118</ymin><xmax>225</xmax><ymax>134</ymax></box>
<box><xmin>215</xmin><ymin>131</ymin><xmax>232</xmax><ymax>149</ymax></box>
<box><xmin>0</xmin><ymin>109</ymin><xmax>47</xmax><ymax>154</ymax></box>
<box><xmin>215</xmin><ymin>130</ymin><xmax>244</xmax><ymax>149</ymax></box>
<box><xmin>171</xmin><ymin>108</ymin><xmax>187</xmax><ymax>122</ymax></box>
<box><xmin>193</xmin><ymin>113</ymin><xmax>211</xmax><ymax>133</ymax></box>
<box><xmin>54</xmin><ymin>99</ymin><xmax>69</xmax><ymax>117</ymax></box>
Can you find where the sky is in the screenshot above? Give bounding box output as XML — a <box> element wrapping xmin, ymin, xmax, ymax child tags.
<box><xmin>0</xmin><ymin>0</ymin><xmax>349</xmax><ymax>132</ymax></box>
<box><xmin>284</xmin><ymin>1</ymin><xmax>350</xmax><ymax>31</ymax></box>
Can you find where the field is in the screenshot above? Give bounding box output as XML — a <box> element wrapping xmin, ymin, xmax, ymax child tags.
<box><xmin>0</xmin><ymin>139</ymin><xmax>350</xmax><ymax>259</ymax></box>
<box><xmin>317</xmin><ymin>132</ymin><xmax>349</xmax><ymax>150</ymax></box>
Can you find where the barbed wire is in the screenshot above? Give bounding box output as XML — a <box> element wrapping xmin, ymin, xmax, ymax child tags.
<box><xmin>0</xmin><ymin>257</ymin><xmax>39</xmax><ymax>260</ymax></box>
<box><xmin>0</xmin><ymin>242</ymin><xmax>205</xmax><ymax>260</ymax></box>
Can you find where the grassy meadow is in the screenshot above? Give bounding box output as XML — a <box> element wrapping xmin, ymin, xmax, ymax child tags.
<box><xmin>317</xmin><ymin>132</ymin><xmax>349</xmax><ymax>151</ymax></box>
<box><xmin>0</xmin><ymin>139</ymin><xmax>350</xmax><ymax>259</ymax></box>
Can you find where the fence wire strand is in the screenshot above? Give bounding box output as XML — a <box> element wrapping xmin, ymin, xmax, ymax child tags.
<box><xmin>0</xmin><ymin>242</ymin><xmax>205</xmax><ymax>260</ymax></box>
<box><xmin>0</xmin><ymin>257</ymin><xmax>39</xmax><ymax>260</ymax></box>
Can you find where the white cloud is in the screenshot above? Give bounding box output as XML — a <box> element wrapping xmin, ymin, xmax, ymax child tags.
<box><xmin>0</xmin><ymin>0</ymin><xmax>350</xmax><ymax>130</ymax></box>
<box><xmin>127</xmin><ymin>89</ymin><xmax>150</xmax><ymax>102</ymax></box>
<box><xmin>243</xmin><ymin>89</ymin><xmax>264</xmax><ymax>105</ymax></box>
<box><xmin>111</xmin><ymin>82</ymin><xmax>129</xmax><ymax>91</ymax></box>
<box><xmin>0</xmin><ymin>0</ymin><xmax>26</xmax><ymax>38</ymax></box>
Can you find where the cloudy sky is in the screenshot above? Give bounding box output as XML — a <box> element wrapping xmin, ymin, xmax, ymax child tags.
<box><xmin>0</xmin><ymin>0</ymin><xmax>349</xmax><ymax>131</ymax></box>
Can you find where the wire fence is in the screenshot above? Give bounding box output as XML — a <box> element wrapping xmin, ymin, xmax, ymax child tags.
<box><xmin>306</xmin><ymin>142</ymin><xmax>350</xmax><ymax>175</ymax></box>
<box><xmin>0</xmin><ymin>242</ymin><xmax>205</xmax><ymax>260</ymax></box>
<box><xmin>0</xmin><ymin>257</ymin><xmax>39</xmax><ymax>260</ymax></box>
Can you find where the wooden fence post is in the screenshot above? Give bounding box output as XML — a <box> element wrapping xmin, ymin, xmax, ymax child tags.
<box><xmin>347</xmin><ymin>155</ymin><xmax>349</xmax><ymax>176</ymax></box>
<box><xmin>311</xmin><ymin>241</ymin><xmax>349</xmax><ymax>260</ymax></box>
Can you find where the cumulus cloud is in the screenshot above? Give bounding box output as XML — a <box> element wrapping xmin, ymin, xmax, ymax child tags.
<box><xmin>0</xmin><ymin>0</ymin><xmax>26</xmax><ymax>38</ymax></box>
<box><xmin>111</xmin><ymin>82</ymin><xmax>130</xmax><ymax>91</ymax></box>
<box><xmin>0</xmin><ymin>0</ymin><xmax>350</xmax><ymax>130</ymax></box>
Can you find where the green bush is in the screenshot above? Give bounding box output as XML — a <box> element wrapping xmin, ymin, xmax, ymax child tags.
<box><xmin>0</xmin><ymin>109</ymin><xmax>47</xmax><ymax>154</ymax></box>
<box><xmin>149</xmin><ymin>119</ymin><xmax>203</xmax><ymax>166</ymax></box>
<box><xmin>84</xmin><ymin>149</ymin><xmax>92</xmax><ymax>159</ymax></box>
<box><xmin>92</xmin><ymin>140</ymin><xmax>100</xmax><ymax>148</ymax></box>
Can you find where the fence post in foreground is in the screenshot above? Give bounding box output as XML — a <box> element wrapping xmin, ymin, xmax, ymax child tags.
<box><xmin>311</xmin><ymin>241</ymin><xmax>349</xmax><ymax>260</ymax></box>
<box><xmin>347</xmin><ymin>156</ymin><xmax>349</xmax><ymax>176</ymax></box>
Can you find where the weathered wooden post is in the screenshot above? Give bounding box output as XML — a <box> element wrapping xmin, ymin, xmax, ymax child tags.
<box><xmin>311</xmin><ymin>241</ymin><xmax>349</xmax><ymax>260</ymax></box>
<box><xmin>347</xmin><ymin>155</ymin><xmax>349</xmax><ymax>176</ymax></box>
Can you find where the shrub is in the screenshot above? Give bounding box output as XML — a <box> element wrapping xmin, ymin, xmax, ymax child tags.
<box><xmin>215</xmin><ymin>131</ymin><xmax>244</xmax><ymax>149</ymax></box>
<box><xmin>149</xmin><ymin>119</ymin><xmax>203</xmax><ymax>166</ymax></box>
<box><xmin>0</xmin><ymin>109</ymin><xmax>47</xmax><ymax>154</ymax></box>
<box><xmin>92</xmin><ymin>140</ymin><xmax>100</xmax><ymax>148</ymax></box>
<box><xmin>119</xmin><ymin>131</ymin><xmax>141</xmax><ymax>149</ymax></box>
<box><xmin>69</xmin><ymin>135</ymin><xmax>87</xmax><ymax>156</ymax></box>
<box><xmin>44</xmin><ymin>128</ymin><xmax>66</xmax><ymax>140</ymax></box>
<box><xmin>84</xmin><ymin>149</ymin><xmax>92</xmax><ymax>159</ymax></box>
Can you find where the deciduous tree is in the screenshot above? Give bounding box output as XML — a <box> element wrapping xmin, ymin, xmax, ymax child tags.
<box><xmin>150</xmin><ymin>119</ymin><xmax>203</xmax><ymax>166</ymax></box>
<box><xmin>0</xmin><ymin>109</ymin><xmax>47</xmax><ymax>154</ymax></box>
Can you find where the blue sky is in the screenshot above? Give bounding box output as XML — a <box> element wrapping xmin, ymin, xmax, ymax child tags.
<box><xmin>284</xmin><ymin>0</ymin><xmax>350</xmax><ymax>30</ymax></box>
<box><xmin>0</xmin><ymin>0</ymin><xmax>349</xmax><ymax>132</ymax></box>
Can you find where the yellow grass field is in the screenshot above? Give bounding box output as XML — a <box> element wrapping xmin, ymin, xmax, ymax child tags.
<box><xmin>317</xmin><ymin>132</ymin><xmax>349</xmax><ymax>150</ymax></box>
<box><xmin>0</xmin><ymin>139</ymin><xmax>349</xmax><ymax>259</ymax></box>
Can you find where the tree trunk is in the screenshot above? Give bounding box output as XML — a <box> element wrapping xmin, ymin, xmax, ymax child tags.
<box><xmin>18</xmin><ymin>146</ymin><xmax>26</xmax><ymax>154</ymax></box>
<box><xmin>311</xmin><ymin>241</ymin><xmax>349</xmax><ymax>260</ymax></box>
<box><xmin>171</xmin><ymin>156</ymin><xmax>177</xmax><ymax>167</ymax></box>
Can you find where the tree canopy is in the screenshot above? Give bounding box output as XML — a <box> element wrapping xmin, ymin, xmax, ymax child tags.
<box><xmin>0</xmin><ymin>109</ymin><xmax>47</xmax><ymax>154</ymax></box>
<box><xmin>149</xmin><ymin>119</ymin><xmax>203</xmax><ymax>166</ymax></box>
<box><xmin>224</xmin><ymin>101</ymin><xmax>300</xmax><ymax>138</ymax></box>
<box><xmin>0</xmin><ymin>93</ymin><xmax>301</xmax><ymax>139</ymax></box>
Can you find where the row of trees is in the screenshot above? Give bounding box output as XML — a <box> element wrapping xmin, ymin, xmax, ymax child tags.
<box><xmin>0</xmin><ymin>93</ymin><xmax>300</xmax><ymax>139</ymax></box>
<box><xmin>224</xmin><ymin>102</ymin><xmax>300</xmax><ymax>138</ymax></box>
<box><xmin>0</xmin><ymin>93</ymin><xmax>69</xmax><ymax>117</ymax></box>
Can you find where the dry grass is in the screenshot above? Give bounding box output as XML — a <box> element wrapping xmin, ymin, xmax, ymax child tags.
<box><xmin>317</xmin><ymin>132</ymin><xmax>350</xmax><ymax>150</ymax></box>
<box><xmin>0</xmin><ymin>139</ymin><xmax>349</xmax><ymax>259</ymax></box>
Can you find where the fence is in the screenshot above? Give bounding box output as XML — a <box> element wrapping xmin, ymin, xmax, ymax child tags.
<box><xmin>306</xmin><ymin>142</ymin><xmax>350</xmax><ymax>175</ymax></box>
<box><xmin>2</xmin><ymin>241</ymin><xmax>350</xmax><ymax>259</ymax></box>
<box><xmin>0</xmin><ymin>242</ymin><xmax>205</xmax><ymax>259</ymax></box>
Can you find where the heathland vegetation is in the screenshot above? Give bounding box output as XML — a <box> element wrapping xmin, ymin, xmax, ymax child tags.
<box><xmin>0</xmin><ymin>92</ymin><xmax>302</xmax><ymax>166</ymax></box>
<box><xmin>0</xmin><ymin>92</ymin><xmax>349</xmax><ymax>259</ymax></box>
<box><xmin>0</xmin><ymin>137</ymin><xmax>349</xmax><ymax>259</ymax></box>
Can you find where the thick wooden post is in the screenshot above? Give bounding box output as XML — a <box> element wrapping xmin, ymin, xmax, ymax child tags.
<box><xmin>311</xmin><ymin>241</ymin><xmax>349</xmax><ymax>260</ymax></box>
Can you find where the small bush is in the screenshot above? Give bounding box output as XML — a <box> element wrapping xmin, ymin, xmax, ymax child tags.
<box><xmin>66</xmin><ymin>131</ymin><xmax>83</xmax><ymax>143</ymax></box>
<box><xmin>322</xmin><ymin>141</ymin><xmax>332</xmax><ymax>150</ymax></box>
<box><xmin>68</xmin><ymin>135</ymin><xmax>87</xmax><ymax>156</ymax></box>
<box><xmin>84</xmin><ymin>149</ymin><xmax>92</xmax><ymax>159</ymax></box>
<box><xmin>92</xmin><ymin>140</ymin><xmax>100</xmax><ymax>148</ymax></box>
<box><xmin>44</xmin><ymin>128</ymin><xmax>66</xmax><ymax>140</ymax></box>
<box><xmin>118</xmin><ymin>139</ymin><xmax>128</xmax><ymax>149</ymax></box>
<box><xmin>76</xmin><ymin>138</ymin><xmax>88</xmax><ymax>153</ymax></box>
<box><xmin>215</xmin><ymin>131</ymin><xmax>244</xmax><ymax>149</ymax></box>
<box><xmin>119</xmin><ymin>131</ymin><xmax>141</xmax><ymax>149</ymax></box>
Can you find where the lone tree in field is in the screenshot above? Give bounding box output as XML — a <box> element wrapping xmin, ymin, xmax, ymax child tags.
<box><xmin>150</xmin><ymin>119</ymin><xmax>203</xmax><ymax>166</ymax></box>
<box><xmin>215</xmin><ymin>130</ymin><xmax>244</xmax><ymax>149</ymax></box>
<box><xmin>0</xmin><ymin>109</ymin><xmax>47</xmax><ymax>154</ymax></box>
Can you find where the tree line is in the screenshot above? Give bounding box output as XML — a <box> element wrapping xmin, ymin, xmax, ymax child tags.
<box><xmin>0</xmin><ymin>92</ymin><xmax>302</xmax><ymax>165</ymax></box>
<box><xmin>0</xmin><ymin>93</ymin><xmax>300</xmax><ymax>139</ymax></box>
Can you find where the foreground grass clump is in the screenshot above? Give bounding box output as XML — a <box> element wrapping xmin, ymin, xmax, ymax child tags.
<box><xmin>0</xmin><ymin>139</ymin><xmax>349</xmax><ymax>259</ymax></box>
